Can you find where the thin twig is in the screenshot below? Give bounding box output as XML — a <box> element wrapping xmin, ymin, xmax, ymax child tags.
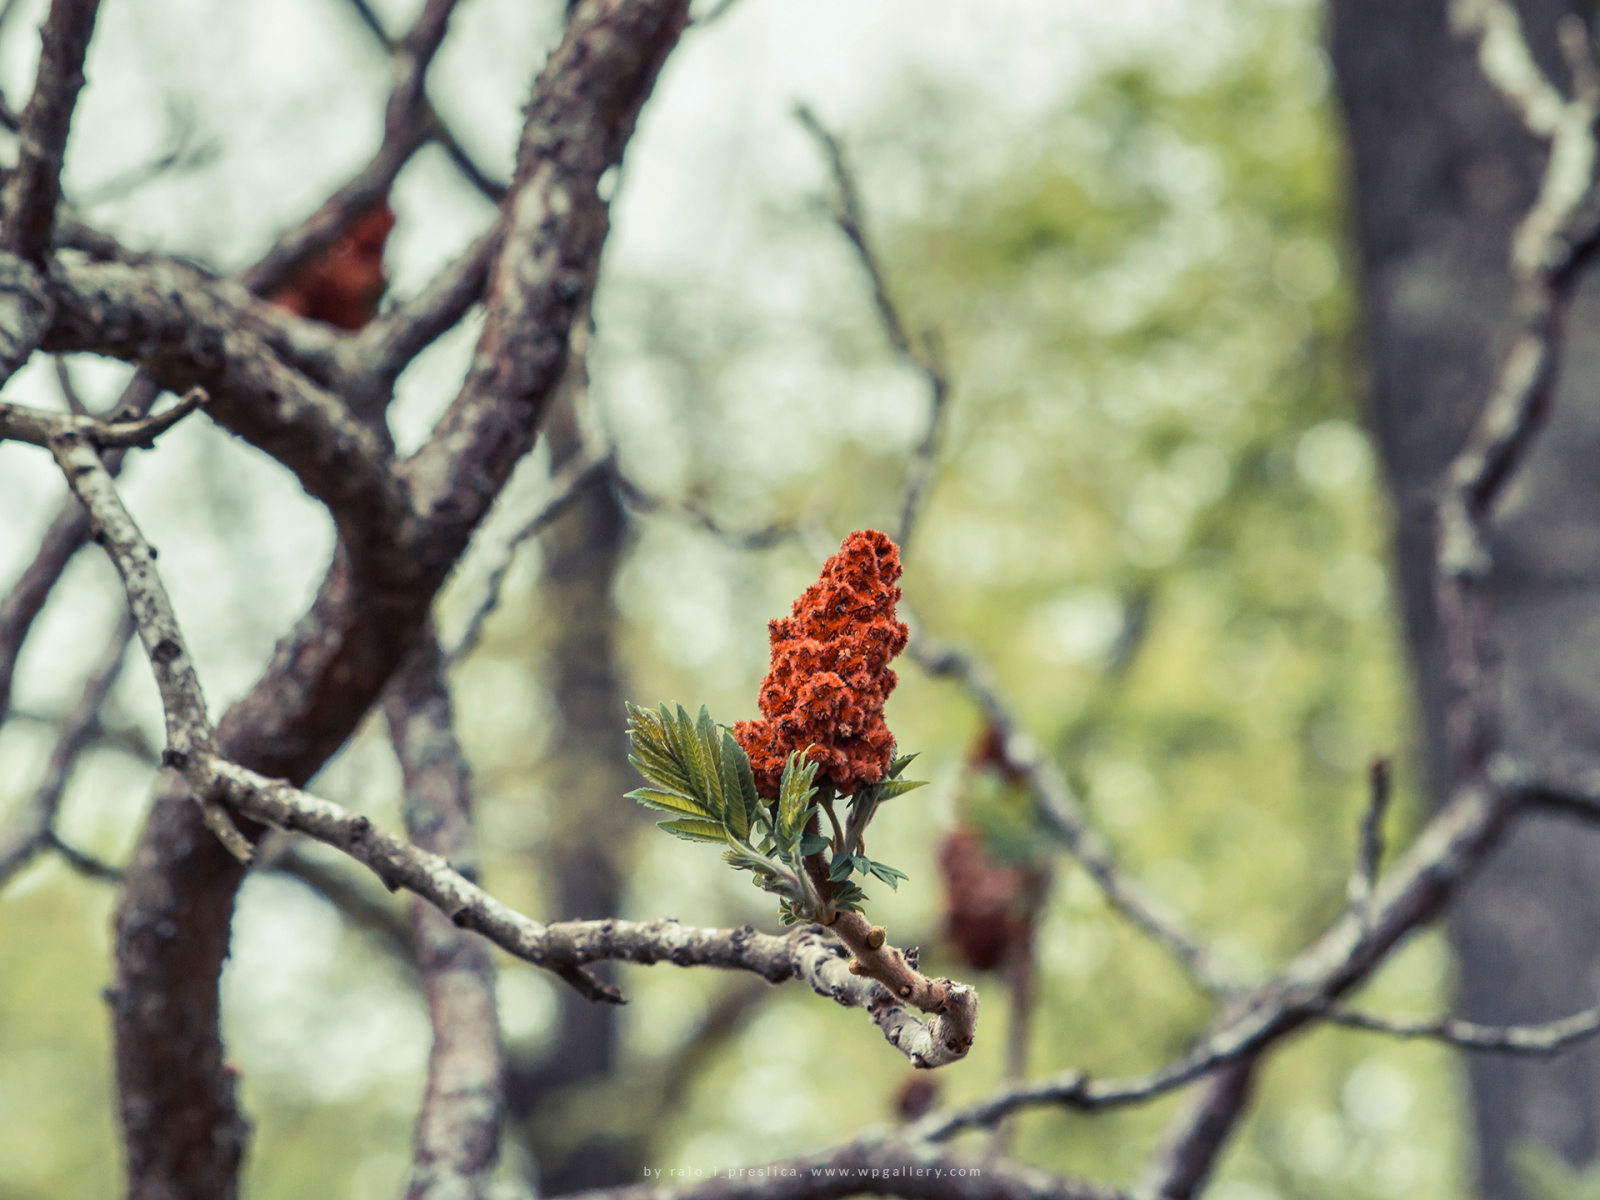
<box><xmin>1437</xmin><ymin>5</ymin><xmax>1600</xmax><ymax>579</ymax></box>
<box><xmin>238</xmin><ymin>0</ymin><xmax>464</xmax><ymax>296</ymax></box>
<box><xmin>444</xmin><ymin>450</ymin><xmax>611</xmax><ymax>664</ymax></box>
<box><xmin>1348</xmin><ymin>756</ymin><xmax>1391</xmax><ymax>909</ymax></box>
<box><xmin>337</xmin><ymin>0</ymin><xmax>507</xmax><ymax>204</ymax></box>
<box><xmin>0</xmin><ymin>373</ymin><xmax>159</xmax><ymax>725</ymax></box>
<box><xmin>1133</xmin><ymin>1058</ymin><xmax>1258</xmax><ymax>1200</ymax></box>
<box><xmin>0</xmin><ymin>612</ymin><xmax>134</xmax><ymax>888</ymax></box>
<box><xmin>909</xmin><ymin>631</ymin><xmax>1239</xmax><ymax>994</ymax></box>
<box><xmin>611</xmin><ymin>466</ymin><xmax>807</xmax><ymax>551</ymax></box>
<box><xmin>44</xmin><ymin>828</ymin><xmax>124</xmax><ymax>880</ymax></box>
<box><xmin>1318</xmin><ymin>1000</ymin><xmax>1600</xmax><ymax>1055</ymax></box>
<box><xmin>0</xmin><ymin>386</ymin><xmax>208</xmax><ymax>449</ymax></box>
<box><xmin>53</xmin><ymin>354</ymin><xmax>86</xmax><ymax>414</ymax></box>
<box><xmin>794</xmin><ymin>103</ymin><xmax>951</xmax><ymax>550</ymax></box>
<box><xmin>691</xmin><ymin>0</ymin><xmax>745</xmax><ymax>24</ymax></box>
<box><xmin>74</xmin><ymin>105</ymin><xmax>219</xmax><ymax>207</ymax></box>
<box><xmin>915</xmin><ymin>771</ymin><xmax>1517</xmax><ymax>1141</ymax></box>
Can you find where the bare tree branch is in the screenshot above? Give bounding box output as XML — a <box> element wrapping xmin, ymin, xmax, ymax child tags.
<box><xmin>47</xmin><ymin>411</ymin><xmax>254</xmax><ymax>863</ymax></box>
<box><xmin>41</xmin><ymin>254</ymin><xmax>408</xmax><ymax>540</ymax></box>
<box><xmin>1437</xmin><ymin>6</ymin><xmax>1600</xmax><ymax>579</ymax></box>
<box><xmin>102</xmin><ymin>6</ymin><xmax>694</xmax><ymax>1195</ymax></box>
<box><xmin>0</xmin><ymin>371</ymin><xmax>158</xmax><ymax>725</ymax></box>
<box><xmin>338</xmin><ymin>0</ymin><xmax>508</xmax><ymax>205</ymax></box>
<box><xmin>909</xmin><ymin>632</ymin><xmax>1239</xmax><ymax>994</ymax></box>
<box><xmin>2</xmin><ymin>0</ymin><xmax>102</xmax><ymax>265</ymax></box>
<box><xmin>1318</xmin><ymin>999</ymin><xmax>1600</xmax><ymax>1055</ymax></box>
<box><xmin>444</xmin><ymin>449</ymin><xmax>611</xmax><ymax>664</ymax></box>
<box><xmin>915</xmin><ymin>773</ymin><xmax>1518</xmax><ymax>1141</ymax></box>
<box><xmin>612</xmin><ymin>466</ymin><xmax>811</xmax><ymax>549</ymax></box>
<box><xmin>238</xmin><ymin>0</ymin><xmax>461</xmax><ymax>297</ymax></box>
<box><xmin>73</xmin><ymin>104</ymin><xmax>217</xmax><ymax>206</ymax></box>
<box><xmin>0</xmin><ymin>611</ymin><xmax>133</xmax><ymax>887</ymax></box>
<box><xmin>0</xmin><ymin>386</ymin><xmax>207</xmax><ymax>449</ymax></box>
<box><xmin>219</xmin><ymin>739</ymin><xmax>984</xmax><ymax>1066</ymax></box>
<box><xmin>1348</xmin><ymin>756</ymin><xmax>1391</xmax><ymax>910</ymax></box>
<box><xmin>401</xmin><ymin>0</ymin><xmax>689</xmax><ymax>536</ymax></box>
<box><xmin>350</xmin><ymin>230</ymin><xmax>499</xmax><ymax>409</ymax></box>
<box><xmin>45</xmin><ymin>827</ymin><xmax>123</xmax><ymax>880</ymax></box>
<box><xmin>794</xmin><ymin>103</ymin><xmax>951</xmax><ymax>550</ymax></box>
<box><xmin>1133</xmin><ymin>1059</ymin><xmax>1257</xmax><ymax>1200</ymax></box>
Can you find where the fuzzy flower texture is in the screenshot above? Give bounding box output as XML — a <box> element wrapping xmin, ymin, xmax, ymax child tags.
<box><xmin>734</xmin><ymin>530</ymin><xmax>910</xmax><ymax>798</ymax></box>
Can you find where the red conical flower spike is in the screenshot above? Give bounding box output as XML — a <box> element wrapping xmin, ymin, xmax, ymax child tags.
<box><xmin>734</xmin><ymin>529</ymin><xmax>909</xmax><ymax>798</ymax></box>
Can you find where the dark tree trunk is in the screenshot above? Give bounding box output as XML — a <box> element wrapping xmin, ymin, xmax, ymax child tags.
<box><xmin>504</xmin><ymin>328</ymin><xmax>644</xmax><ymax>1193</ymax></box>
<box><xmin>1330</xmin><ymin>1</ymin><xmax>1600</xmax><ymax>1195</ymax></box>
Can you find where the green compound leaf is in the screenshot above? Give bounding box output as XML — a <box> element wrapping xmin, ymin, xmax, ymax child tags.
<box><xmin>799</xmin><ymin>833</ymin><xmax>831</xmax><ymax>857</ymax></box>
<box><xmin>658</xmin><ymin>818</ymin><xmax>729</xmax><ymax>843</ymax></box>
<box><xmin>625</xmin><ymin>702</ymin><xmax>742</xmax><ymax>837</ymax></box>
<box><xmin>828</xmin><ymin>852</ymin><xmax>855</xmax><ymax>882</ymax></box>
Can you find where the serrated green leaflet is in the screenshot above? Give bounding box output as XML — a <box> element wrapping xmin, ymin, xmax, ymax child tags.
<box><xmin>668</xmin><ymin>704</ymin><xmax>721</xmax><ymax>822</ymax></box>
<box><xmin>658</xmin><ymin>818</ymin><xmax>729</xmax><ymax>843</ymax></box>
<box><xmin>626</xmin><ymin>705</ymin><xmax>694</xmax><ymax>794</ymax></box>
<box><xmin>777</xmin><ymin>749</ymin><xmax>819</xmax><ymax>846</ymax></box>
<box><xmin>695</xmin><ymin>706</ymin><xmax>728</xmax><ymax>818</ymax></box>
<box><xmin>889</xmin><ymin>752</ymin><xmax>918</xmax><ymax>778</ymax></box>
<box><xmin>828</xmin><ymin>853</ymin><xmax>855</xmax><ymax>882</ymax></box>
<box><xmin>873</xmin><ymin>779</ymin><xmax>928</xmax><ymax>802</ymax></box>
<box><xmin>627</xmin><ymin>703</ymin><xmax>699</xmax><ymax>794</ymax></box>
<box><xmin>867</xmin><ymin>860</ymin><xmax>909</xmax><ymax>889</ymax></box>
<box><xmin>717</xmin><ymin>730</ymin><xmax>751</xmax><ymax>840</ymax></box>
<box><xmin>798</xmin><ymin>833</ymin><xmax>830</xmax><ymax>857</ymax></box>
<box><xmin>626</xmin><ymin>787</ymin><xmax>717</xmax><ymax>820</ymax></box>
<box><xmin>733</xmin><ymin>740</ymin><xmax>760</xmax><ymax>822</ymax></box>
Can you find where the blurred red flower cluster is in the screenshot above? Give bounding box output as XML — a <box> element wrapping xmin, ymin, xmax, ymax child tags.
<box><xmin>268</xmin><ymin>202</ymin><xmax>396</xmax><ymax>330</ymax></box>
<box><xmin>937</xmin><ymin>826</ymin><xmax>1047</xmax><ymax>972</ymax></box>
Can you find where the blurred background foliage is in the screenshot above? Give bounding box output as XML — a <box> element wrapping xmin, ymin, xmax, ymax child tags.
<box><xmin>0</xmin><ymin>0</ymin><xmax>1480</xmax><ymax>1197</ymax></box>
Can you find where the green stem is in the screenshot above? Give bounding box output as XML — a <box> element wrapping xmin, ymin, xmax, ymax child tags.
<box><xmin>820</xmin><ymin>794</ymin><xmax>846</xmax><ymax>851</ymax></box>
